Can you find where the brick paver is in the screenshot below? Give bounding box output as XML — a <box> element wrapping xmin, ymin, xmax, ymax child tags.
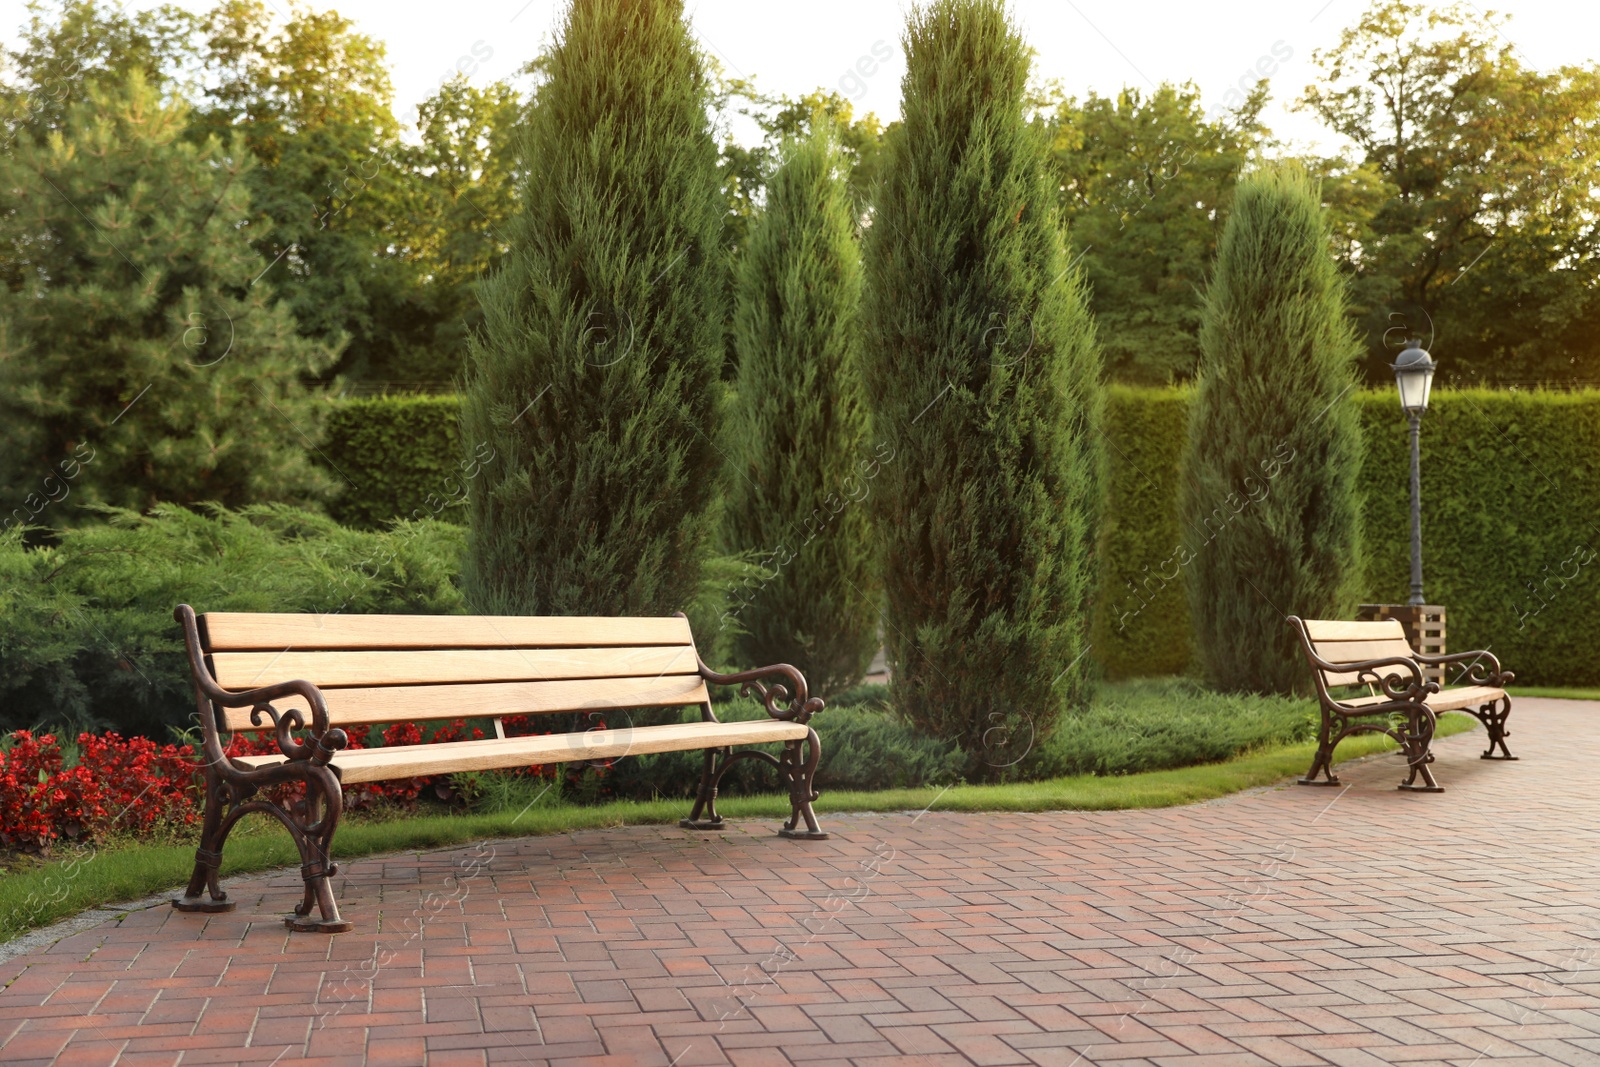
<box><xmin>2</xmin><ymin>697</ymin><xmax>1598</xmax><ymax>1065</ymax></box>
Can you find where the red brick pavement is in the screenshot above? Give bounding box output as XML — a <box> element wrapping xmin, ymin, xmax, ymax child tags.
<box><xmin>2</xmin><ymin>697</ymin><xmax>1599</xmax><ymax>1066</ymax></box>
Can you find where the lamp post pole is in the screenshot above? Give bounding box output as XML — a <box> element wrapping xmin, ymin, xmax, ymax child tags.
<box><xmin>1408</xmin><ymin>408</ymin><xmax>1424</xmax><ymax>606</ymax></box>
<box><xmin>1391</xmin><ymin>337</ymin><xmax>1435</xmax><ymax>607</ymax></box>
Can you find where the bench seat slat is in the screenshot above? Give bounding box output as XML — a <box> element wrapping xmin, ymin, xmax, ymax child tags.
<box><xmin>219</xmin><ymin>675</ymin><xmax>713</xmax><ymax>731</ymax></box>
<box><xmin>211</xmin><ymin>646</ymin><xmax>701</xmax><ymax>690</ymax></box>
<box><xmin>199</xmin><ymin>612</ymin><xmax>694</xmax><ymax>651</ymax></box>
<box><xmin>232</xmin><ymin>719</ymin><xmax>809</xmax><ymax>783</ymax></box>
<box><xmin>1339</xmin><ymin>685</ymin><xmax>1505</xmax><ymax>714</ymax></box>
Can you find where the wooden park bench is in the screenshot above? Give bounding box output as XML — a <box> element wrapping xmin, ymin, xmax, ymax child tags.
<box><xmin>171</xmin><ymin>605</ymin><xmax>828</xmax><ymax>932</ymax></box>
<box><xmin>1289</xmin><ymin>616</ymin><xmax>1516</xmax><ymax>792</ymax></box>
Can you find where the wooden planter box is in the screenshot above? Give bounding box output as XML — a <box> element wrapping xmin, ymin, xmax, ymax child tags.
<box><xmin>1357</xmin><ymin>603</ymin><xmax>1447</xmax><ymax>686</ymax></box>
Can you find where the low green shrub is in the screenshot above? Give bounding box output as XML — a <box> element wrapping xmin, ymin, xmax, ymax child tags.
<box><xmin>1020</xmin><ymin>677</ymin><xmax>1319</xmax><ymax>778</ymax></box>
<box><xmin>0</xmin><ymin>505</ymin><xmax>467</xmax><ymax>738</ymax></box>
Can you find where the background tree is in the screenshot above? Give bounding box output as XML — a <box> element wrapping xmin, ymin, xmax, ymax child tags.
<box><xmin>863</xmin><ymin>0</ymin><xmax>1104</xmax><ymax>767</ymax></box>
<box><xmin>725</xmin><ymin>130</ymin><xmax>878</xmax><ymax>698</ymax></box>
<box><xmin>1300</xmin><ymin>0</ymin><xmax>1600</xmax><ymax>384</ymax></box>
<box><xmin>0</xmin><ymin>0</ymin><xmax>195</xmax><ymax>146</ymax></box>
<box><xmin>383</xmin><ymin>77</ymin><xmax>522</xmax><ymax>385</ymax></box>
<box><xmin>461</xmin><ymin>0</ymin><xmax>727</xmax><ymax>617</ymax></box>
<box><xmin>1044</xmin><ymin>82</ymin><xmax>1269</xmax><ymax>383</ymax></box>
<box><xmin>0</xmin><ymin>72</ymin><xmax>338</xmax><ymax>526</ymax></box>
<box><xmin>1183</xmin><ymin>164</ymin><xmax>1363</xmax><ymax>694</ymax></box>
<box><xmin>193</xmin><ymin>0</ymin><xmax>417</xmax><ymax>386</ymax></box>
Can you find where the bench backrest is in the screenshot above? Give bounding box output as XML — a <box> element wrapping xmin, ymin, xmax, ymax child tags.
<box><xmin>198</xmin><ymin>612</ymin><xmax>710</xmax><ymax>732</ymax></box>
<box><xmin>1299</xmin><ymin>618</ymin><xmax>1417</xmax><ymax>689</ymax></box>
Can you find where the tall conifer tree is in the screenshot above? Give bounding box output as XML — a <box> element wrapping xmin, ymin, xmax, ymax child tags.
<box><xmin>462</xmin><ymin>0</ymin><xmax>726</xmax><ymax>617</ymax></box>
<box><xmin>1183</xmin><ymin>164</ymin><xmax>1364</xmax><ymax>693</ymax></box>
<box><xmin>725</xmin><ymin>130</ymin><xmax>878</xmax><ymax>698</ymax></box>
<box><xmin>862</xmin><ymin>0</ymin><xmax>1104</xmax><ymax>764</ymax></box>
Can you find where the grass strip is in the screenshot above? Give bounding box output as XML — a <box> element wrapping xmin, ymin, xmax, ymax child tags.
<box><xmin>1506</xmin><ymin>687</ymin><xmax>1600</xmax><ymax>701</ymax></box>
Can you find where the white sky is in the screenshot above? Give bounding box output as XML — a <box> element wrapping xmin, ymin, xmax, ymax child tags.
<box><xmin>4</xmin><ymin>0</ymin><xmax>1597</xmax><ymax>156</ymax></box>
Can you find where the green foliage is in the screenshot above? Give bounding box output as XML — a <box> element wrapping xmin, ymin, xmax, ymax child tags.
<box><xmin>0</xmin><ymin>505</ymin><xmax>466</xmax><ymax>739</ymax></box>
<box><xmin>0</xmin><ymin>72</ymin><xmax>338</xmax><ymax>526</ymax></box>
<box><xmin>1022</xmin><ymin>678</ymin><xmax>1318</xmax><ymax>778</ymax></box>
<box><xmin>1092</xmin><ymin>388</ymin><xmax>1600</xmax><ymax>689</ymax></box>
<box><xmin>462</xmin><ymin>0</ymin><xmax>727</xmax><ymax>618</ymax></box>
<box><xmin>191</xmin><ymin>1</ymin><xmax>415</xmax><ymax>384</ymax></box>
<box><xmin>862</xmin><ymin>0</ymin><xmax>1104</xmax><ymax>763</ymax></box>
<box><xmin>381</xmin><ymin>78</ymin><xmax>523</xmax><ymax>385</ymax></box>
<box><xmin>0</xmin><ymin>0</ymin><xmax>196</xmax><ymax>148</ymax></box>
<box><xmin>1045</xmin><ymin>81</ymin><xmax>1270</xmax><ymax>384</ymax></box>
<box><xmin>1184</xmin><ymin>164</ymin><xmax>1364</xmax><ymax>694</ymax></box>
<box><xmin>724</xmin><ymin>130</ymin><xmax>879</xmax><ymax>698</ymax></box>
<box><xmin>716</xmin><ymin>83</ymin><xmax>890</xmax><ymax>238</ymax></box>
<box><xmin>1300</xmin><ymin>0</ymin><xmax>1600</xmax><ymax>384</ymax></box>
<box><xmin>321</xmin><ymin>395</ymin><xmax>473</xmax><ymax>529</ymax></box>
<box><xmin>798</xmin><ymin>703</ymin><xmax>966</xmax><ymax>791</ymax></box>
<box><xmin>1092</xmin><ymin>387</ymin><xmax>1192</xmax><ymax>678</ymax></box>
<box><xmin>1357</xmin><ymin>390</ymin><xmax>1600</xmax><ymax>686</ymax></box>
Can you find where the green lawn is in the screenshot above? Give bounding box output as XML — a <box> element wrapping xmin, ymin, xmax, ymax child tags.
<box><xmin>0</xmin><ymin>714</ymin><xmax>1478</xmax><ymax>946</ymax></box>
<box><xmin>1508</xmin><ymin>687</ymin><xmax>1600</xmax><ymax>702</ymax></box>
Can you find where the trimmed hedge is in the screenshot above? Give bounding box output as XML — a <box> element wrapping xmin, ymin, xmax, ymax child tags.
<box><xmin>1358</xmin><ymin>389</ymin><xmax>1600</xmax><ymax>686</ymax></box>
<box><xmin>1090</xmin><ymin>388</ymin><xmax>1600</xmax><ymax>685</ymax></box>
<box><xmin>1092</xmin><ymin>387</ymin><xmax>1192</xmax><ymax>678</ymax></box>
<box><xmin>317</xmin><ymin>389</ymin><xmax>1600</xmax><ymax>686</ymax></box>
<box><xmin>321</xmin><ymin>395</ymin><xmax>468</xmax><ymax>529</ymax></box>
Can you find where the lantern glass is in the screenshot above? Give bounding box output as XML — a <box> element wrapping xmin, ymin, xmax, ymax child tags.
<box><xmin>1395</xmin><ymin>363</ymin><xmax>1433</xmax><ymax>413</ymax></box>
<box><xmin>1392</xmin><ymin>345</ymin><xmax>1436</xmax><ymax>414</ymax></box>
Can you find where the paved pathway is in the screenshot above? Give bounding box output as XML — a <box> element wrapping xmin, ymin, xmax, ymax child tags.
<box><xmin>2</xmin><ymin>698</ymin><xmax>1598</xmax><ymax>1066</ymax></box>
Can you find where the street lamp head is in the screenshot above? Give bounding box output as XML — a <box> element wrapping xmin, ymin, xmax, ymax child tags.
<box><xmin>1391</xmin><ymin>338</ymin><xmax>1436</xmax><ymax>415</ymax></box>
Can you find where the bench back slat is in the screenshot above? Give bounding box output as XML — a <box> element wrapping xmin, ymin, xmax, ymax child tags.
<box><xmin>1301</xmin><ymin>619</ymin><xmax>1416</xmax><ymax>688</ymax></box>
<box><xmin>199</xmin><ymin>612</ymin><xmax>693</xmax><ymax>651</ymax></box>
<box><xmin>210</xmin><ymin>645</ymin><xmax>700</xmax><ymax>691</ymax></box>
<box><xmin>218</xmin><ymin>675</ymin><xmax>712</xmax><ymax>731</ymax></box>
<box><xmin>197</xmin><ymin>611</ymin><xmax>709</xmax><ymax>729</ymax></box>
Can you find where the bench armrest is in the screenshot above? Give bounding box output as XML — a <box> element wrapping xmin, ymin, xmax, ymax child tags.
<box><xmin>1288</xmin><ymin>616</ymin><xmax>1439</xmax><ymax>705</ymax></box>
<box><xmin>1328</xmin><ymin>655</ymin><xmax>1438</xmax><ymax>702</ymax></box>
<box><xmin>696</xmin><ymin>658</ymin><xmax>825</xmax><ymax>724</ymax></box>
<box><xmin>175</xmin><ymin>604</ymin><xmax>349</xmax><ymax>767</ymax></box>
<box><xmin>1309</xmin><ymin>647</ymin><xmax>1438</xmax><ymax>703</ymax></box>
<box><xmin>1412</xmin><ymin>649</ymin><xmax>1514</xmax><ymax>687</ymax></box>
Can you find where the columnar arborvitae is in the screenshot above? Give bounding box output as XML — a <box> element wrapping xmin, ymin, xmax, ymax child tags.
<box><xmin>725</xmin><ymin>130</ymin><xmax>879</xmax><ymax>698</ymax></box>
<box><xmin>1183</xmin><ymin>164</ymin><xmax>1364</xmax><ymax>693</ymax></box>
<box><xmin>461</xmin><ymin>0</ymin><xmax>726</xmax><ymax>616</ymax></box>
<box><xmin>862</xmin><ymin>0</ymin><xmax>1105</xmax><ymax>762</ymax></box>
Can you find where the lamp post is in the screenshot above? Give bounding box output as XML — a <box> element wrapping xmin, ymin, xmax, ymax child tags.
<box><xmin>1392</xmin><ymin>338</ymin><xmax>1436</xmax><ymax>607</ymax></box>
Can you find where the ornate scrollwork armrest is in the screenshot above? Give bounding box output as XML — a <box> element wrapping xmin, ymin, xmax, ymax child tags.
<box><xmin>1354</xmin><ymin>658</ymin><xmax>1440</xmax><ymax>703</ymax></box>
<box><xmin>1413</xmin><ymin>649</ymin><xmax>1512</xmax><ymax>687</ymax></box>
<box><xmin>1306</xmin><ymin>647</ymin><xmax>1437</xmax><ymax>704</ymax></box>
<box><xmin>245</xmin><ymin>688</ymin><xmax>349</xmax><ymax>765</ymax></box>
<box><xmin>175</xmin><ymin>604</ymin><xmax>348</xmax><ymax>766</ymax></box>
<box><xmin>696</xmin><ymin>659</ymin><xmax>825</xmax><ymax>724</ymax></box>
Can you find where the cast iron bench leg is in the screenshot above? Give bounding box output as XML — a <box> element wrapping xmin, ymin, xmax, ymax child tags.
<box><xmin>1398</xmin><ymin>708</ymin><xmax>1444</xmax><ymax>792</ymax></box>
<box><xmin>1473</xmin><ymin>694</ymin><xmax>1517</xmax><ymax>760</ymax></box>
<box><xmin>779</xmin><ymin>727</ymin><xmax>827</xmax><ymax>840</ymax></box>
<box><xmin>681</xmin><ymin>747</ymin><xmax>729</xmax><ymax>830</ymax></box>
<box><xmin>1298</xmin><ymin>710</ymin><xmax>1341</xmax><ymax>786</ymax></box>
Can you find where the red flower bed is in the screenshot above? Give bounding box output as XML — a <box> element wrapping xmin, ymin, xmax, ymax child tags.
<box><xmin>0</xmin><ymin>731</ymin><xmax>200</xmax><ymax>851</ymax></box>
<box><xmin>0</xmin><ymin>718</ymin><xmax>556</xmax><ymax>852</ymax></box>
